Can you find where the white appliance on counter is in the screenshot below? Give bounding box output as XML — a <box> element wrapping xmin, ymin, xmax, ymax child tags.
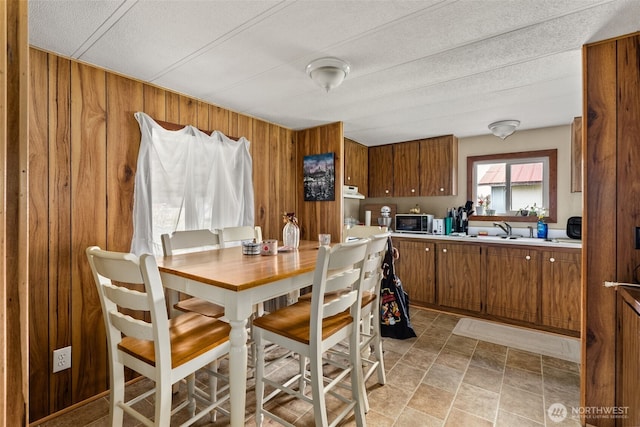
<box><xmin>343</xmin><ymin>185</ymin><xmax>365</xmax><ymax>226</ymax></box>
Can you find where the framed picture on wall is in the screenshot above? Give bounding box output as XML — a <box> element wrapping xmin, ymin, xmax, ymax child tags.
<box><xmin>303</xmin><ymin>152</ymin><xmax>335</xmax><ymax>201</ymax></box>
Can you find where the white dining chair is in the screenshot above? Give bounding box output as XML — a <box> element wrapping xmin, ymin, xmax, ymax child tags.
<box><xmin>252</xmin><ymin>239</ymin><xmax>368</xmax><ymax>427</ymax></box>
<box><xmin>299</xmin><ymin>233</ymin><xmax>390</xmax><ymax>412</ymax></box>
<box><xmin>161</xmin><ymin>229</ymin><xmax>226</xmax><ymax>319</ymax></box>
<box><xmin>217</xmin><ymin>225</ymin><xmax>262</xmax><ymax>248</ymax></box>
<box><xmin>86</xmin><ymin>246</ymin><xmax>230</xmax><ymax>426</ymax></box>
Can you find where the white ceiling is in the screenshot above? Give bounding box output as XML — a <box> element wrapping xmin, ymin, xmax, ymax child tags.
<box><xmin>28</xmin><ymin>0</ymin><xmax>640</xmax><ymax>146</ymax></box>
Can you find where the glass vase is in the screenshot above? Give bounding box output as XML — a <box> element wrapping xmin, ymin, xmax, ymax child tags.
<box><xmin>283</xmin><ymin>221</ymin><xmax>300</xmax><ymax>249</ymax></box>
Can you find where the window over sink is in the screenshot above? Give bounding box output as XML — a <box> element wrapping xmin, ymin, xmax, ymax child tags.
<box><xmin>467</xmin><ymin>149</ymin><xmax>557</xmax><ymax>223</ymax></box>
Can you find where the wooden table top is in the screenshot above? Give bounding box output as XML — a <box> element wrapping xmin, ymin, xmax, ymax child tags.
<box><xmin>157</xmin><ymin>240</ymin><xmax>319</xmax><ymax>292</ymax></box>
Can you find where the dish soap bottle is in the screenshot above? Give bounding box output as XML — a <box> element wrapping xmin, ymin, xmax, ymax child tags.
<box><xmin>537</xmin><ymin>218</ymin><xmax>548</xmax><ymax>239</ymax></box>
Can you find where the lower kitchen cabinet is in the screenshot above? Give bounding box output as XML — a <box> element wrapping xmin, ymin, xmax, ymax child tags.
<box><xmin>616</xmin><ymin>287</ymin><xmax>640</xmax><ymax>427</ymax></box>
<box><xmin>436</xmin><ymin>242</ymin><xmax>482</xmax><ymax>312</ymax></box>
<box><xmin>486</xmin><ymin>246</ymin><xmax>539</xmax><ymax>323</ymax></box>
<box><xmin>394</xmin><ymin>239</ymin><xmax>435</xmax><ymax>305</ymax></box>
<box><xmin>540</xmin><ymin>249</ymin><xmax>581</xmax><ymax>332</ymax></box>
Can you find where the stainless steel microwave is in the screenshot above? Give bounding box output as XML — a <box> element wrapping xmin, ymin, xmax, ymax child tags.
<box><xmin>395</xmin><ymin>214</ymin><xmax>433</xmax><ymax>233</ymax></box>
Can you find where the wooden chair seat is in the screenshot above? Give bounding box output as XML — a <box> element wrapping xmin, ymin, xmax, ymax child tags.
<box><xmin>252</xmin><ymin>302</ymin><xmax>352</xmax><ymax>345</ymax></box>
<box><xmin>174</xmin><ymin>298</ymin><xmax>225</xmax><ymax>319</ymax></box>
<box><xmin>119</xmin><ymin>312</ymin><xmax>231</xmax><ymax>368</ymax></box>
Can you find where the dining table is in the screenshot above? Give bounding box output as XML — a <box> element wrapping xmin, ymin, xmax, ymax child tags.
<box><xmin>157</xmin><ymin>239</ymin><xmax>320</xmax><ymax>427</ymax></box>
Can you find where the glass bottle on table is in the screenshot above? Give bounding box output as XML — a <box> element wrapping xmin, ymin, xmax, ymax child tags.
<box><xmin>282</xmin><ymin>212</ymin><xmax>300</xmax><ymax>248</ymax></box>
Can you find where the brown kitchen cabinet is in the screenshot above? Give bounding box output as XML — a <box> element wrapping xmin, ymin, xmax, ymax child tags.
<box><xmin>368</xmin><ymin>144</ymin><xmax>394</xmax><ymax>197</ymax></box>
<box><xmin>436</xmin><ymin>242</ymin><xmax>482</xmax><ymax>312</ymax></box>
<box><xmin>393</xmin><ymin>140</ymin><xmax>421</xmax><ymax>197</ymax></box>
<box><xmin>344</xmin><ymin>138</ymin><xmax>368</xmax><ymax>196</ymax></box>
<box><xmin>616</xmin><ymin>287</ymin><xmax>640</xmax><ymax>427</ymax></box>
<box><xmin>419</xmin><ymin>135</ymin><xmax>458</xmax><ymax>196</ymax></box>
<box><xmin>394</xmin><ymin>238</ymin><xmax>435</xmax><ymax>305</ymax></box>
<box><xmin>540</xmin><ymin>249</ymin><xmax>581</xmax><ymax>332</ymax></box>
<box><xmin>486</xmin><ymin>246</ymin><xmax>539</xmax><ymax>323</ymax></box>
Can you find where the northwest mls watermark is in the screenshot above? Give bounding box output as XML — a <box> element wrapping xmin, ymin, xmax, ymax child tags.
<box><xmin>548</xmin><ymin>403</ymin><xmax>629</xmax><ymax>423</ymax></box>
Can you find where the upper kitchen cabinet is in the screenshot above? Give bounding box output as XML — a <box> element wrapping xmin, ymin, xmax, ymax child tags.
<box><xmin>420</xmin><ymin>135</ymin><xmax>458</xmax><ymax>196</ymax></box>
<box><xmin>368</xmin><ymin>135</ymin><xmax>458</xmax><ymax>198</ymax></box>
<box><xmin>344</xmin><ymin>138</ymin><xmax>368</xmax><ymax>196</ymax></box>
<box><xmin>369</xmin><ymin>144</ymin><xmax>394</xmax><ymax>197</ymax></box>
<box><xmin>393</xmin><ymin>140</ymin><xmax>421</xmax><ymax>197</ymax></box>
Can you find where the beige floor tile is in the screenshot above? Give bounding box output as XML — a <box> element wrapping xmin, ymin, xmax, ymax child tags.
<box><xmin>452</xmin><ymin>382</ymin><xmax>499</xmax><ymax>421</ymax></box>
<box><xmin>398</xmin><ymin>346</ymin><xmax>437</xmax><ymax>371</ymax></box>
<box><xmin>386</xmin><ymin>361</ymin><xmax>427</xmax><ymax>392</ymax></box>
<box><xmin>543</xmin><ymin>365</ymin><xmax>581</xmax><ymax>395</ymax></box>
<box><xmin>366</xmin><ymin>383</ymin><xmax>413</xmax><ymax>419</ymax></box>
<box><xmin>462</xmin><ymin>364</ymin><xmax>504</xmax><ymax>394</ymax></box>
<box><xmin>431</xmin><ymin>313</ymin><xmax>461</xmax><ymax>331</ymax></box>
<box><xmin>381</xmin><ymin>348</ymin><xmax>403</xmax><ymax>372</ymax></box>
<box><xmin>542</xmin><ymin>354</ymin><xmax>581</xmax><ymax>375</ymax></box>
<box><xmin>495</xmin><ymin>409</ymin><xmax>544</xmax><ymax>427</ymax></box>
<box><xmin>443</xmin><ymin>334</ymin><xmax>478</xmax><ymax>356</ymax></box>
<box><xmin>475</xmin><ymin>340</ymin><xmax>508</xmax><ymax>357</ymax></box>
<box><xmin>412</xmin><ymin>334</ymin><xmax>447</xmax><ymax>353</ymax></box>
<box><xmin>394</xmin><ymin>406</ymin><xmax>443</xmax><ymax>427</ymax></box>
<box><xmin>444</xmin><ymin>408</ymin><xmax>494</xmax><ymax>427</ymax></box>
<box><xmin>470</xmin><ymin>346</ymin><xmax>507</xmax><ymax>373</ymax></box>
<box><xmin>423</xmin><ymin>362</ymin><xmax>465</xmax><ymax>393</ymax></box>
<box><xmin>423</xmin><ymin>324</ymin><xmax>455</xmax><ymax>342</ymax></box>
<box><xmin>407</xmin><ymin>384</ymin><xmax>454</xmax><ymax>420</ymax></box>
<box><xmin>435</xmin><ymin>347</ymin><xmax>472</xmax><ymax>371</ymax></box>
<box><xmin>499</xmin><ymin>384</ymin><xmax>545</xmax><ymax>423</ymax></box>
<box><xmin>503</xmin><ymin>365</ymin><xmax>543</xmax><ymax>395</ymax></box>
<box><xmin>506</xmin><ymin>348</ymin><xmax>542</xmax><ymax>373</ymax></box>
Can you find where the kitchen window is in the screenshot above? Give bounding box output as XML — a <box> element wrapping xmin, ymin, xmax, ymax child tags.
<box><xmin>467</xmin><ymin>149</ymin><xmax>557</xmax><ymax>223</ymax></box>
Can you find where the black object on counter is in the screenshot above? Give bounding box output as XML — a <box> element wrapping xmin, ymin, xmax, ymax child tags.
<box><xmin>566</xmin><ymin>216</ymin><xmax>581</xmax><ymax>239</ymax></box>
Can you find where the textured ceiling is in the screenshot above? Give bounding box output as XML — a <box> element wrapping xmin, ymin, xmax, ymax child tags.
<box><xmin>28</xmin><ymin>0</ymin><xmax>640</xmax><ymax>146</ymax></box>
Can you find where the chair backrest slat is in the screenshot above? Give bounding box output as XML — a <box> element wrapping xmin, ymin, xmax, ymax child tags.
<box><xmin>343</xmin><ymin>225</ymin><xmax>386</xmax><ymax>241</ymax></box>
<box><xmin>109</xmin><ymin>311</ymin><xmax>154</xmax><ymax>341</ymax></box>
<box><xmin>161</xmin><ymin>229</ymin><xmax>220</xmax><ymax>256</ymax></box>
<box><xmin>360</xmin><ymin>234</ymin><xmax>389</xmax><ymax>295</ymax></box>
<box><xmin>103</xmin><ymin>283</ymin><xmax>149</xmax><ymax>311</ymax></box>
<box><xmin>310</xmin><ymin>240</ymin><xmax>368</xmax><ymax>337</ymax></box>
<box><xmin>217</xmin><ymin>226</ymin><xmax>262</xmax><ymax>248</ymax></box>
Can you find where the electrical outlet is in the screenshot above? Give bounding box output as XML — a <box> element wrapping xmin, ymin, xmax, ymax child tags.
<box><xmin>53</xmin><ymin>346</ymin><xmax>71</xmax><ymax>373</ymax></box>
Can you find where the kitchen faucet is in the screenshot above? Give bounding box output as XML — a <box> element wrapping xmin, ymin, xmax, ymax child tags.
<box><xmin>493</xmin><ymin>221</ymin><xmax>512</xmax><ymax>236</ymax></box>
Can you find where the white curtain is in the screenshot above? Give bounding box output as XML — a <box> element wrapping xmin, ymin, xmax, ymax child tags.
<box><xmin>130</xmin><ymin>112</ymin><xmax>254</xmax><ymax>255</ymax></box>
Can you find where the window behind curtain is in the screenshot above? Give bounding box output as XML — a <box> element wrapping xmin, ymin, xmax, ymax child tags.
<box><xmin>130</xmin><ymin>112</ymin><xmax>254</xmax><ymax>255</ymax></box>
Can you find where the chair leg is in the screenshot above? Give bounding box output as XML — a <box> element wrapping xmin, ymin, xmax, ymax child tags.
<box><xmin>372</xmin><ymin>307</ymin><xmax>386</xmax><ymax>385</ymax></box>
<box><xmin>110</xmin><ymin>362</ymin><xmax>125</xmax><ymax>426</ymax></box>
<box><xmin>156</xmin><ymin>374</ymin><xmax>173</xmax><ymax>426</ymax></box>
<box><xmin>349</xmin><ymin>332</ymin><xmax>366</xmax><ymax>427</ymax></box>
<box><xmin>208</xmin><ymin>360</ymin><xmax>219</xmax><ymax>421</ymax></box>
<box><xmin>254</xmin><ymin>331</ymin><xmax>265</xmax><ymax>427</ymax></box>
<box><xmin>309</xmin><ymin>349</ymin><xmax>329</xmax><ymax>427</ymax></box>
<box><xmin>298</xmin><ymin>355</ymin><xmax>307</xmax><ymax>394</ymax></box>
<box><xmin>186</xmin><ymin>373</ymin><xmax>196</xmax><ymax>417</ymax></box>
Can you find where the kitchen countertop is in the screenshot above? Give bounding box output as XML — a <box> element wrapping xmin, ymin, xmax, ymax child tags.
<box><xmin>390</xmin><ymin>232</ymin><xmax>582</xmax><ymax>249</ymax></box>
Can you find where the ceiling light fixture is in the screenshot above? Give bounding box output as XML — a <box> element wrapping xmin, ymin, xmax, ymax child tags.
<box><xmin>488</xmin><ymin>120</ymin><xmax>521</xmax><ymax>140</ymax></box>
<box><xmin>306</xmin><ymin>57</ymin><xmax>350</xmax><ymax>92</ymax></box>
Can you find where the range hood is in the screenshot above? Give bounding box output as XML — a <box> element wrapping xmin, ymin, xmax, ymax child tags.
<box><xmin>343</xmin><ymin>185</ymin><xmax>365</xmax><ymax>199</ymax></box>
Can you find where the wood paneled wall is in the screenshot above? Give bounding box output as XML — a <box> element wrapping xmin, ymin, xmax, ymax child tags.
<box><xmin>27</xmin><ymin>47</ymin><xmax>299</xmax><ymax>422</ymax></box>
<box><xmin>583</xmin><ymin>32</ymin><xmax>640</xmax><ymax>426</ymax></box>
<box><xmin>294</xmin><ymin>123</ymin><xmax>344</xmax><ymax>243</ymax></box>
<box><xmin>2</xmin><ymin>1</ymin><xmax>30</xmax><ymax>425</ymax></box>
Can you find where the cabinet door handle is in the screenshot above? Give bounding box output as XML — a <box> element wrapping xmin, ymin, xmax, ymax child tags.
<box><xmin>549</xmin><ymin>257</ymin><xmax>555</xmax><ymax>263</ymax></box>
<box><xmin>347</xmin><ymin>176</ymin><xmax>351</xmax><ymax>181</ymax></box>
<box><xmin>439</xmin><ymin>187</ymin><xmax>444</xmax><ymax>192</ymax></box>
<box><xmin>411</xmin><ymin>188</ymin><xmax>415</xmax><ymax>193</ymax></box>
<box><xmin>425</xmin><ymin>247</ymin><xmax>430</xmax><ymax>252</ymax></box>
<box><xmin>525</xmin><ymin>255</ymin><xmax>531</xmax><ymax>260</ymax></box>
<box><xmin>385</xmin><ymin>189</ymin><xmax>390</xmax><ymax>194</ymax></box>
<box><xmin>442</xmin><ymin>248</ymin><xmax>447</xmax><ymax>253</ymax></box>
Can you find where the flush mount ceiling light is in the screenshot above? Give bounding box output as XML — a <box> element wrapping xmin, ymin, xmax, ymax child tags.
<box><xmin>306</xmin><ymin>57</ymin><xmax>350</xmax><ymax>92</ymax></box>
<box><xmin>488</xmin><ymin>120</ymin><xmax>521</xmax><ymax>140</ymax></box>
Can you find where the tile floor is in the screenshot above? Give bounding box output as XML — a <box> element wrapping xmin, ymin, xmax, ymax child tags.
<box><xmin>33</xmin><ymin>307</ymin><xmax>582</xmax><ymax>427</ymax></box>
